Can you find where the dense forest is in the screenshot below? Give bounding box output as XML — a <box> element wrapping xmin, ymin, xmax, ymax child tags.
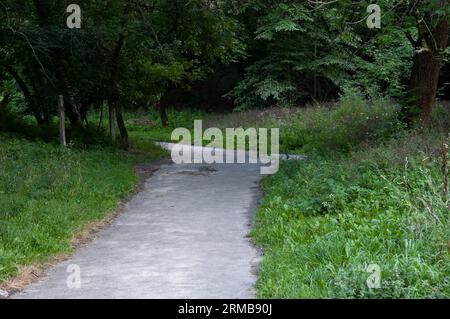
<box><xmin>0</xmin><ymin>0</ymin><xmax>449</xmax><ymax>299</ymax></box>
<box><xmin>1</xmin><ymin>0</ymin><xmax>449</xmax><ymax>139</ymax></box>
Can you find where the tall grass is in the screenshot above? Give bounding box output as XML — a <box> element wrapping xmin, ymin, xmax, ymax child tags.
<box><xmin>274</xmin><ymin>94</ymin><xmax>402</xmax><ymax>154</ymax></box>
<box><xmin>252</xmin><ymin>98</ymin><xmax>450</xmax><ymax>298</ymax></box>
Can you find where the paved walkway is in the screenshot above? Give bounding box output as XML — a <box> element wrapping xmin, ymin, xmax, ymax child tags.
<box><xmin>15</xmin><ymin>146</ymin><xmax>262</xmax><ymax>299</ymax></box>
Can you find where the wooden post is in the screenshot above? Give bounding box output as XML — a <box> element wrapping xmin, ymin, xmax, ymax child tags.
<box><xmin>58</xmin><ymin>95</ymin><xmax>66</xmax><ymax>146</ymax></box>
<box><xmin>109</xmin><ymin>103</ymin><xmax>116</xmax><ymax>144</ymax></box>
<box><xmin>441</xmin><ymin>143</ymin><xmax>449</xmax><ymax>206</ymax></box>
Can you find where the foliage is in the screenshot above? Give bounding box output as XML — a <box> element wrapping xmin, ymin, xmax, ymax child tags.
<box><xmin>99</xmin><ymin>108</ymin><xmax>210</xmax><ymax>143</ymax></box>
<box><xmin>231</xmin><ymin>0</ymin><xmax>355</xmax><ymax>109</ymax></box>
<box><xmin>0</xmin><ymin>134</ymin><xmax>166</xmax><ymax>281</ymax></box>
<box><xmin>0</xmin><ymin>0</ymin><xmax>449</xmax><ymax>299</ymax></box>
<box><xmin>0</xmin><ymin>0</ymin><xmax>242</xmax><ymax>127</ymax></box>
<box><xmin>231</xmin><ymin>0</ymin><xmax>448</xmax><ymax>110</ymax></box>
<box><xmin>276</xmin><ymin>93</ymin><xmax>402</xmax><ymax>154</ymax></box>
<box><xmin>252</xmin><ymin>104</ymin><xmax>450</xmax><ymax>297</ymax></box>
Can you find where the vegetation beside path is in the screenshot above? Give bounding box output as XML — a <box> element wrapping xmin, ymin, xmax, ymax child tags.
<box><xmin>251</xmin><ymin>97</ymin><xmax>450</xmax><ymax>298</ymax></box>
<box><xmin>0</xmin><ymin>130</ymin><xmax>167</xmax><ymax>284</ymax></box>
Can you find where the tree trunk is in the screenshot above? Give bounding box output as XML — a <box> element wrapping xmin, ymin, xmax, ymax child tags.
<box><xmin>0</xmin><ymin>93</ymin><xmax>12</xmax><ymax>113</ymax></box>
<box><xmin>115</xmin><ymin>105</ymin><xmax>129</xmax><ymax>150</ymax></box>
<box><xmin>53</xmin><ymin>55</ymin><xmax>83</xmax><ymax>127</ymax></box>
<box><xmin>408</xmin><ymin>9</ymin><xmax>449</xmax><ymax>125</ymax></box>
<box><xmin>160</xmin><ymin>103</ymin><xmax>169</xmax><ymax>127</ymax></box>
<box><xmin>108</xmin><ymin>101</ymin><xmax>116</xmax><ymax>144</ymax></box>
<box><xmin>32</xmin><ymin>0</ymin><xmax>82</xmax><ymax>127</ymax></box>
<box><xmin>153</xmin><ymin>100</ymin><xmax>169</xmax><ymax>127</ymax></box>
<box><xmin>409</xmin><ymin>52</ymin><xmax>444</xmax><ymax>124</ymax></box>
<box><xmin>2</xmin><ymin>65</ymin><xmax>45</xmax><ymax>124</ymax></box>
<box><xmin>108</xmin><ymin>34</ymin><xmax>129</xmax><ymax>149</ymax></box>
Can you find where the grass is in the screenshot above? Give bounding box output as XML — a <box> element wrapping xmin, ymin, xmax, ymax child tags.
<box><xmin>123</xmin><ymin>108</ymin><xmax>209</xmax><ymax>143</ymax></box>
<box><xmin>251</xmin><ymin>98</ymin><xmax>450</xmax><ymax>298</ymax></box>
<box><xmin>121</xmin><ymin>96</ymin><xmax>402</xmax><ymax>154</ymax></box>
<box><xmin>275</xmin><ymin>95</ymin><xmax>402</xmax><ymax>154</ymax></box>
<box><xmin>124</xmin><ymin>107</ymin><xmax>288</xmax><ymax>150</ymax></box>
<box><xmin>0</xmin><ymin>127</ymin><xmax>167</xmax><ymax>282</ymax></box>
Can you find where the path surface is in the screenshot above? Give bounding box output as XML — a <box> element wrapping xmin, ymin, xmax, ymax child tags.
<box><xmin>15</xmin><ymin>146</ymin><xmax>262</xmax><ymax>299</ymax></box>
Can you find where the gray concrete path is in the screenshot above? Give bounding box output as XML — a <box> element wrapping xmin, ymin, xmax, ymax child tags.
<box><xmin>14</xmin><ymin>146</ymin><xmax>262</xmax><ymax>299</ymax></box>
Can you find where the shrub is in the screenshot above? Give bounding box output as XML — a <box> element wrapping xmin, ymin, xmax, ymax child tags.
<box><xmin>278</xmin><ymin>94</ymin><xmax>402</xmax><ymax>154</ymax></box>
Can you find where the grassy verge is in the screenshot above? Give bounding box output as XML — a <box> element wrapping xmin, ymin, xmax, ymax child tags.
<box><xmin>252</xmin><ymin>97</ymin><xmax>450</xmax><ymax>298</ymax></box>
<box><xmin>124</xmin><ymin>109</ymin><xmax>209</xmax><ymax>143</ymax></box>
<box><xmin>0</xmin><ymin>133</ymin><xmax>167</xmax><ymax>283</ymax></box>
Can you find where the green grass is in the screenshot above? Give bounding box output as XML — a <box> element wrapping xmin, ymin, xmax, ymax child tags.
<box><xmin>125</xmin><ymin>108</ymin><xmax>282</xmax><ymax>150</ymax></box>
<box><xmin>275</xmin><ymin>95</ymin><xmax>402</xmax><ymax>154</ymax></box>
<box><xmin>124</xmin><ymin>108</ymin><xmax>210</xmax><ymax>143</ymax></box>
<box><xmin>124</xmin><ymin>108</ymin><xmax>266</xmax><ymax>154</ymax></box>
<box><xmin>0</xmin><ymin>134</ymin><xmax>167</xmax><ymax>282</ymax></box>
<box><xmin>252</xmin><ymin>100</ymin><xmax>450</xmax><ymax>298</ymax></box>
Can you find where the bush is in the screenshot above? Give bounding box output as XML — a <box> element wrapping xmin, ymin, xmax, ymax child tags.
<box><xmin>278</xmin><ymin>94</ymin><xmax>402</xmax><ymax>154</ymax></box>
<box><xmin>0</xmin><ymin>112</ymin><xmax>57</xmax><ymax>142</ymax></box>
<box><xmin>0</xmin><ymin>111</ymin><xmax>113</xmax><ymax>146</ymax></box>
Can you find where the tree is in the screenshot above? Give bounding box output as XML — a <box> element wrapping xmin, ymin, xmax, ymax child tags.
<box><xmin>230</xmin><ymin>0</ymin><xmax>449</xmax><ymax>123</ymax></box>
<box><xmin>318</xmin><ymin>0</ymin><xmax>450</xmax><ymax>124</ymax></box>
<box><xmin>0</xmin><ymin>0</ymin><xmax>242</xmax><ymax>146</ymax></box>
<box><xmin>404</xmin><ymin>0</ymin><xmax>449</xmax><ymax>124</ymax></box>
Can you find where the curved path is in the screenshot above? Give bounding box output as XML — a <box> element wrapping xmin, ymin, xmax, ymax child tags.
<box><xmin>15</xmin><ymin>146</ymin><xmax>262</xmax><ymax>299</ymax></box>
